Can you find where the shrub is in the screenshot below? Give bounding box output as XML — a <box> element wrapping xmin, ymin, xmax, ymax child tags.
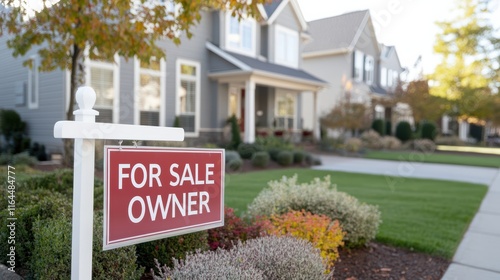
<box><xmin>227</xmin><ymin>115</ymin><xmax>242</xmax><ymax>150</ymax></box>
<box><xmin>207</xmin><ymin>207</ymin><xmax>265</xmax><ymax>251</ymax></box>
<box><xmin>154</xmin><ymin>236</ymin><xmax>331</xmax><ymax>280</ymax></box>
<box><xmin>251</xmin><ymin>151</ymin><xmax>270</xmax><ymax>168</ymax></box>
<box><xmin>136</xmin><ymin>231</ymin><xmax>208</xmax><ymax>270</ymax></box>
<box><xmin>360</xmin><ymin>129</ymin><xmax>383</xmax><ymax>149</ymax></box>
<box><xmin>0</xmin><ymin>192</ymin><xmax>73</xmax><ymax>269</ymax></box>
<box><xmin>396</xmin><ymin>121</ymin><xmax>412</xmax><ymax>142</ymax></box>
<box><xmin>237</xmin><ymin>143</ymin><xmax>263</xmax><ymax>159</ymax></box>
<box><xmin>381</xmin><ymin>136</ymin><xmax>402</xmax><ymax>150</ymax></box>
<box><xmin>262</xmin><ymin>210</ymin><xmax>344</xmax><ymax>269</ymax></box>
<box><xmin>305</xmin><ymin>153</ymin><xmax>322</xmax><ymax>166</ymax></box>
<box><xmin>371</xmin><ymin>119</ymin><xmax>386</xmax><ymax>136</ymax></box>
<box><xmin>413</xmin><ymin>139</ymin><xmax>436</xmax><ymax>153</ymax></box>
<box><xmin>267</xmin><ymin>147</ymin><xmax>282</xmax><ymax>162</ymax></box>
<box><xmin>255</xmin><ymin>136</ymin><xmax>293</xmax><ymax>150</ymax></box>
<box><xmin>246</xmin><ymin>175</ymin><xmax>381</xmax><ymax>247</ymax></box>
<box><xmin>29</xmin><ymin>142</ymin><xmax>48</xmax><ymax>161</ymax></box>
<box><xmin>21</xmin><ymin>168</ymin><xmax>73</xmax><ymax>196</ymax></box>
<box><xmin>421</xmin><ymin>122</ymin><xmax>437</xmax><ymax>141</ymax></box>
<box><xmin>225</xmin><ymin>150</ymin><xmax>243</xmax><ymax>172</ymax></box>
<box><xmin>227</xmin><ymin>158</ymin><xmax>243</xmax><ymax>172</ymax></box>
<box><xmin>276</xmin><ymin>151</ymin><xmax>293</xmax><ymax>166</ymax></box>
<box><xmin>31</xmin><ymin>213</ymin><xmax>144</xmax><ymax>280</ymax></box>
<box><xmin>344</xmin><ymin>138</ymin><xmax>362</xmax><ymax>153</ymax></box>
<box><xmin>11</xmin><ymin>151</ymin><xmax>38</xmax><ymax>166</ymax></box>
<box><xmin>293</xmin><ymin>151</ymin><xmax>306</xmax><ymax>164</ymax></box>
<box><xmin>0</xmin><ymin>109</ymin><xmax>28</xmax><ymax>153</ymax></box>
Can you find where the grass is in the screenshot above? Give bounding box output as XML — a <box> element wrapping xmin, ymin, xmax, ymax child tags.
<box><xmin>225</xmin><ymin>168</ymin><xmax>487</xmax><ymax>259</ymax></box>
<box><xmin>365</xmin><ymin>150</ymin><xmax>500</xmax><ymax>168</ymax></box>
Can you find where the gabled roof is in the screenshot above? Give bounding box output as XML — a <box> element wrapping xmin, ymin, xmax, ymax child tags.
<box><xmin>261</xmin><ymin>0</ymin><xmax>307</xmax><ymax>31</ymax></box>
<box><xmin>381</xmin><ymin>44</ymin><xmax>404</xmax><ymax>71</ymax></box>
<box><xmin>206</xmin><ymin>42</ymin><xmax>326</xmax><ymax>86</ymax></box>
<box><xmin>303</xmin><ymin>10</ymin><xmax>372</xmax><ymax>55</ymax></box>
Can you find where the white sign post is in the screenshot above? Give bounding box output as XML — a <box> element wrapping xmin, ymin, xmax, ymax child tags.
<box><xmin>53</xmin><ymin>86</ymin><xmax>184</xmax><ymax>279</ymax></box>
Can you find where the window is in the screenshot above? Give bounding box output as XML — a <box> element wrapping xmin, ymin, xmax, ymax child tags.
<box><xmin>176</xmin><ymin>59</ymin><xmax>200</xmax><ymax>135</ymax></box>
<box><xmin>392</xmin><ymin>70</ymin><xmax>399</xmax><ymax>87</ymax></box>
<box><xmin>87</xmin><ymin>58</ymin><xmax>119</xmax><ymax>123</ymax></box>
<box><xmin>226</xmin><ymin>13</ymin><xmax>256</xmax><ymax>56</ymax></box>
<box><xmin>228</xmin><ymin>87</ymin><xmax>240</xmax><ymax>118</ymax></box>
<box><xmin>275</xmin><ymin>91</ymin><xmax>296</xmax><ymax>129</ymax></box>
<box><xmin>380</xmin><ymin>67</ymin><xmax>387</xmax><ymax>87</ymax></box>
<box><xmin>353</xmin><ymin>51</ymin><xmax>364</xmax><ymax>82</ymax></box>
<box><xmin>364</xmin><ymin>55</ymin><xmax>374</xmax><ymax>85</ymax></box>
<box><xmin>28</xmin><ymin>55</ymin><xmax>39</xmax><ymax>109</ymax></box>
<box><xmin>275</xmin><ymin>25</ymin><xmax>299</xmax><ymax>68</ymax></box>
<box><xmin>136</xmin><ymin>57</ymin><xmax>165</xmax><ymax>126</ymax></box>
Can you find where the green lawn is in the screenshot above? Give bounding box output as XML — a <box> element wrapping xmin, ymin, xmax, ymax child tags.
<box><xmin>365</xmin><ymin>150</ymin><xmax>500</xmax><ymax>168</ymax></box>
<box><xmin>225</xmin><ymin>169</ymin><xmax>487</xmax><ymax>259</ymax></box>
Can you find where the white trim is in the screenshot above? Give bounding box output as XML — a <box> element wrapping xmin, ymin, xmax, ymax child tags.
<box><xmin>175</xmin><ymin>58</ymin><xmax>201</xmax><ymax>137</ymax></box>
<box><xmin>257</xmin><ymin>4</ymin><xmax>268</xmax><ymax>21</ymax></box>
<box><xmin>27</xmin><ymin>55</ymin><xmax>39</xmax><ymax>109</ymax></box>
<box><xmin>274</xmin><ymin>24</ymin><xmax>299</xmax><ymax>68</ymax></box>
<box><xmin>206</xmin><ymin>42</ymin><xmax>251</xmax><ymax>70</ymax></box>
<box><xmin>133</xmin><ymin>57</ymin><xmax>166</xmax><ymax>126</ymax></box>
<box><xmin>266</xmin><ymin>0</ymin><xmax>307</xmax><ymax>31</ymax></box>
<box><xmin>224</xmin><ymin>12</ymin><xmax>257</xmax><ymax>57</ymax></box>
<box><xmin>302</xmin><ymin>48</ymin><xmax>350</xmax><ymax>58</ymax></box>
<box><xmin>85</xmin><ymin>55</ymin><xmax>120</xmax><ymax>123</ymax></box>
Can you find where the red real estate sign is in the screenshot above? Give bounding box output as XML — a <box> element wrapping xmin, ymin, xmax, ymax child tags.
<box><xmin>103</xmin><ymin>146</ymin><xmax>225</xmax><ymax>250</ymax></box>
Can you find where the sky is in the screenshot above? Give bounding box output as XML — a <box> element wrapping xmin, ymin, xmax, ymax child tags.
<box><xmin>296</xmin><ymin>0</ymin><xmax>500</xmax><ymax>76</ymax></box>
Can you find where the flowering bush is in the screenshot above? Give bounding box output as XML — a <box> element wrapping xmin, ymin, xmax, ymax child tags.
<box><xmin>262</xmin><ymin>210</ymin><xmax>344</xmax><ymax>268</ymax></box>
<box><xmin>360</xmin><ymin>129</ymin><xmax>383</xmax><ymax>149</ymax></box>
<box><xmin>207</xmin><ymin>207</ymin><xmax>265</xmax><ymax>251</ymax></box>
<box><xmin>246</xmin><ymin>175</ymin><xmax>381</xmax><ymax>247</ymax></box>
<box><xmin>344</xmin><ymin>138</ymin><xmax>362</xmax><ymax>153</ymax></box>
<box><xmin>381</xmin><ymin>136</ymin><xmax>402</xmax><ymax>150</ymax></box>
<box><xmin>154</xmin><ymin>236</ymin><xmax>332</xmax><ymax>280</ymax></box>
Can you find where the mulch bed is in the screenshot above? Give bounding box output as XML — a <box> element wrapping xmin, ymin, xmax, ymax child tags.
<box><xmin>333</xmin><ymin>242</ymin><xmax>449</xmax><ymax>280</ymax></box>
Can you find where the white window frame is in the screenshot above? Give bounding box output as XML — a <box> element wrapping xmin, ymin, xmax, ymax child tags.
<box><xmin>364</xmin><ymin>55</ymin><xmax>374</xmax><ymax>85</ymax></box>
<box><xmin>274</xmin><ymin>25</ymin><xmax>299</xmax><ymax>68</ymax></box>
<box><xmin>381</xmin><ymin>67</ymin><xmax>387</xmax><ymax>87</ymax></box>
<box><xmin>274</xmin><ymin>90</ymin><xmax>297</xmax><ymax>130</ymax></box>
<box><xmin>27</xmin><ymin>55</ymin><xmax>39</xmax><ymax>109</ymax></box>
<box><xmin>225</xmin><ymin>12</ymin><xmax>256</xmax><ymax>57</ymax></box>
<box><xmin>85</xmin><ymin>55</ymin><xmax>120</xmax><ymax>123</ymax></box>
<box><xmin>134</xmin><ymin>57</ymin><xmax>166</xmax><ymax>126</ymax></box>
<box><xmin>392</xmin><ymin>70</ymin><xmax>399</xmax><ymax>87</ymax></box>
<box><xmin>175</xmin><ymin>59</ymin><xmax>201</xmax><ymax>137</ymax></box>
<box><xmin>354</xmin><ymin>50</ymin><xmax>364</xmax><ymax>82</ymax></box>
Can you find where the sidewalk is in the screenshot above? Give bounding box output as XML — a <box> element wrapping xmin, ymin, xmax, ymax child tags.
<box><xmin>441</xmin><ymin>170</ymin><xmax>500</xmax><ymax>280</ymax></box>
<box><xmin>313</xmin><ymin>155</ymin><xmax>500</xmax><ymax>280</ymax></box>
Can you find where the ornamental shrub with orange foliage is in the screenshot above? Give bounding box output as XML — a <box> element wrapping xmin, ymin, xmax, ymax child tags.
<box><xmin>262</xmin><ymin>210</ymin><xmax>345</xmax><ymax>269</ymax></box>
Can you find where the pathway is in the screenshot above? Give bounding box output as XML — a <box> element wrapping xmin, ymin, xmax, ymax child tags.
<box><xmin>313</xmin><ymin>155</ymin><xmax>500</xmax><ymax>280</ymax></box>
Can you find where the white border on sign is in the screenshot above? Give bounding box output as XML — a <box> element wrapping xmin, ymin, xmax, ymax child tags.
<box><xmin>103</xmin><ymin>146</ymin><xmax>225</xmax><ymax>250</ymax></box>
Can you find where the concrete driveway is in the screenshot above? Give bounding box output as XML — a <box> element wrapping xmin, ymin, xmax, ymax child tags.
<box><xmin>312</xmin><ymin>154</ymin><xmax>500</xmax><ymax>280</ymax></box>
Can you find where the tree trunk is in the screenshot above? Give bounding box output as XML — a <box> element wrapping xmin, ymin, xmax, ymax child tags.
<box><xmin>63</xmin><ymin>44</ymin><xmax>81</xmax><ymax>167</ymax></box>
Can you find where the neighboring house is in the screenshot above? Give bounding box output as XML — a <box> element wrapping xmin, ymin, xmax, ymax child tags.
<box><xmin>301</xmin><ymin>10</ymin><xmax>405</xmax><ymax>136</ymax></box>
<box><xmin>0</xmin><ymin>0</ymin><xmax>326</xmax><ymax>156</ymax></box>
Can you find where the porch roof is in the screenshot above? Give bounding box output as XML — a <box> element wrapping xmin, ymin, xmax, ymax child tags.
<box><xmin>206</xmin><ymin>42</ymin><xmax>327</xmax><ymax>92</ymax></box>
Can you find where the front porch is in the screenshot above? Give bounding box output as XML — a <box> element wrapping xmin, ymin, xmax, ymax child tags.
<box><xmin>207</xmin><ymin>42</ymin><xmax>326</xmax><ymax>143</ymax></box>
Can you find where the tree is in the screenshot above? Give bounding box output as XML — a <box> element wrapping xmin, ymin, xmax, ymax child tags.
<box><xmin>395</xmin><ymin>79</ymin><xmax>447</xmax><ymax>124</ymax></box>
<box><xmin>320</xmin><ymin>93</ymin><xmax>371</xmax><ymax>137</ymax></box>
<box><xmin>0</xmin><ymin>0</ymin><xmax>265</xmax><ymax>164</ymax></box>
<box><xmin>428</xmin><ymin>0</ymin><xmax>500</xmax><ymax>119</ymax></box>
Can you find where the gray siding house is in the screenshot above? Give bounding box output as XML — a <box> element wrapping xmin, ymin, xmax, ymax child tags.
<box><xmin>301</xmin><ymin>10</ymin><xmax>404</xmax><ymax>134</ymax></box>
<box><xmin>0</xmin><ymin>0</ymin><xmax>326</xmax><ymax>156</ymax></box>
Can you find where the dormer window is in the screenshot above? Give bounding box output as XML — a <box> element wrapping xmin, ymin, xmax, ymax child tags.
<box><xmin>275</xmin><ymin>25</ymin><xmax>298</xmax><ymax>68</ymax></box>
<box><xmin>226</xmin><ymin>13</ymin><xmax>256</xmax><ymax>56</ymax></box>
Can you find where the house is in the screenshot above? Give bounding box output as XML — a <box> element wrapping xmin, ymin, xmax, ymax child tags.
<box><xmin>0</xmin><ymin>0</ymin><xmax>326</xmax><ymax>156</ymax></box>
<box><xmin>301</xmin><ymin>10</ymin><xmax>405</xmax><ymax>136</ymax></box>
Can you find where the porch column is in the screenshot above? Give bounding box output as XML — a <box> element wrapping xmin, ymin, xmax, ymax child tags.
<box><xmin>244</xmin><ymin>79</ymin><xmax>256</xmax><ymax>143</ymax></box>
<box><xmin>313</xmin><ymin>91</ymin><xmax>319</xmax><ymax>141</ymax></box>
